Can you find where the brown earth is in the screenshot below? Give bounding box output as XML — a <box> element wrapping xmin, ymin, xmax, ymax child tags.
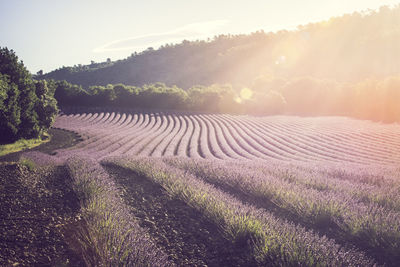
<box><xmin>0</xmin><ymin>163</ymin><xmax>84</xmax><ymax>266</ymax></box>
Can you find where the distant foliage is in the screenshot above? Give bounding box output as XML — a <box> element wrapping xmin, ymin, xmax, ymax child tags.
<box><xmin>51</xmin><ymin>80</ymin><xmax>243</xmax><ymax>114</ymax></box>
<box><xmin>0</xmin><ymin>47</ymin><xmax>58</xmax><ymax>143</ymax></box>
<box><xmin>51</xmin><ymin>76</ymin><xmax>400</xmax><ymax>122</ymax></box>
<box><xmin>251</xmin><ymin>76</ymin><xmax>400</xmax><ymax>122</ymax></box>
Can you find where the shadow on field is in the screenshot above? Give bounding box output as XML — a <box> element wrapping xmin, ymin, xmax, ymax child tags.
<box><xmin>103</xmin><ymin>164</ymin><xmax>258</xmax><ymax>267</ymax></box>
<box><xmin>0</xmin><ymin>128</ymin><xmax>82</xmax><ymax>162</ymax></box>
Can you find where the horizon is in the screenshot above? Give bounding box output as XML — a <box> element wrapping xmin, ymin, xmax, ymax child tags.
<box><xmin>1</xmin><ymin>0</ymin><xmax>399</xmax><ymax>74</ymax></box>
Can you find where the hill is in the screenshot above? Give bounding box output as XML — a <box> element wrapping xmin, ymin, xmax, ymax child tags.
<box><xmin>39</xmin><ymin>5</ymin><xmax>400</xmax><ymax>89</ymax></box>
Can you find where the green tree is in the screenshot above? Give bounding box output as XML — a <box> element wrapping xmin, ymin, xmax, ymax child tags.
<box><xmin>34</xmin><ymin>80</ymin><xmax>58</xmax><ymax>133</ymax></box>
<box><xmin>0</xmin><ymin>47</ymin><xmax>39</xmax><ymax>139</ymax></box>
<box><xmin>54</xmin><ymin>80</ymin><xmax>88</xmax><ymax>106</ymax></box>
<box><xmin>0</xmin><ymin>74</ymin><xmax>20</xmax><ymax>143</ymax></box>
<box><xmin>0</xmin><ymin>47</ymin><xmax>58</xmax><ymax>143</ymax></box>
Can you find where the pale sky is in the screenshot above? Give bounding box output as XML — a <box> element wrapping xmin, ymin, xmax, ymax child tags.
<box><xmin>1</xmin><ymin>0</ymin><xmax>399</xmax><ymax>73</ymax></box>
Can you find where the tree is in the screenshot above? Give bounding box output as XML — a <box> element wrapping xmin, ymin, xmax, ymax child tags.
<box><xmin>0</xmin><ymin>47</ymin><xmax>58</xmax><ymax>142</ymax></box>
<box><xmin>0</xmin><ymin>74</ymin><xmax>20</xmax><ymax>142</ymax></box>
<box><xmin>0</xmin><ymin>47</ymin><xmax>38</xmax><ymax>139</ymax></box>
<box><xmin>2</xmin><ymin>48</ymin><xmax>41</xmax><ymax>138</ymax></box>
<box><xmin>54</xmin><ymin>80</ymin><xmax>88</xmax><ymax>106</ymax></box>
<box><xmin>34</xmin><ymin>80</ymin><xmax>58</xmax><ymax>133</ymax></box>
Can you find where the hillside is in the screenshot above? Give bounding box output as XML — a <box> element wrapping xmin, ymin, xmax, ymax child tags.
<box><xmin>40</xmin><ymin>5</ymin><xmax>400</xmax><ymax>89</ymax></box>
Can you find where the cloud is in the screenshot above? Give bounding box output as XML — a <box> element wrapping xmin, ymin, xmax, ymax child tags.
<box><xmin>93</xmin><ymin>19</ymin><xmax>229</xmax><ymax>53</ymax></box>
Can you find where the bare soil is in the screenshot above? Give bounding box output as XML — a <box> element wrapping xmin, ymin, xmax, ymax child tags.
<box><xmin>0</xmin><ymin>163</ymin><xmax>84</xmax><ymax>266</ymax></box>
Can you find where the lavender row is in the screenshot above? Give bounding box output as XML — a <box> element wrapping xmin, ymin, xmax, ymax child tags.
<box><xmin>241</xmin><ymin>116</ymin><xmax>386</xmax><ymax>164</ymax></box>
<box><xmin>56</xmin><ymin>112</ymin><xmax>140</xmax><ymax>155</ymax></box>
<box><xmin>254</xmin><ymin>115</ymin><xmax>400</xmax><ymax>160</ymax></box>
<box><xmin>229</xmin><ymin>115</ymin><xmax>355</xmax><ymax>162</ymax></box>
<box><xmin>237</xmin><ymin>159</ymin><xmax>400</xmax><ymax>211</ymax></box>
<box><xmin>187</xmin><ymin>115</ymin><xmax>202</xmax><ymax>158</ymax></box>
<box><xmin>206</xmin><ymin>114</ymin><xmax>263</xmax><ymax>160</ymax></box>
<box><xmin>276</xmin><ymin>159</ymin><xmax>400</xmax><ymax>188</ymax></box>
<box><xmin>105</xmin><ymin>156</ymin><xmax>375</xmax><ymax>266</ymax></box>
<box><xmin>128</xmin><ymin>114</ymin><xmax>167</xmax><ymax>156</ymax></box>
<box><xmin>218</xmin><ymin>115</ymin><xmax>317</xmax><ymax>161</ymax></box>
<box><xmin>53</xmin><ymin>110</ymin><xmax>400</xmax><ymax>164</ymax></box>
<box><xmin>141</xmin><ymin>115</ymin><xmax>175</xmax><ymax>156</ymax></box>
<box><xmin>66</xmin><ymin>156</ymin><xmax>172</xmax><ymax>267</ymax></box>
<box><xmin>207</xmin><ymin>115</ymin><xmax>246</xmax><ymax>159</ymax></box>
<box><xmin>160</xmin><ymin>115</ymin><xmax>183</xmax><ymax>157</ymax></box>
<box><xmin>109</xmin><ymin>113</ymin><xmax>154</xmax><ymax>156</ymax></box>
<box><xmin>68</xmin><ymin>112</ymin><xmax>142</xmax><ymax>155</ymax></box>
<box><xmin>198</xmin><ymin>114</ymin><xmax>231</xmax><ymax>159</ymax></box>
<box><xmin>166</xmin><ymin>158</ymin><xmax>400</xmax><ymax>263</ymax></box>
<box><xmin>175</xmin><ymin>116</ymin><xmax>192</xmax><ymax>157</ymax></box>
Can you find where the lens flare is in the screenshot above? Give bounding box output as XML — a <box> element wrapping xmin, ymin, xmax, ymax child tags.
<box><xmin>240</xmin><ymin>87</ymin><xmax>253</xmax><ymax>100</ymax></box>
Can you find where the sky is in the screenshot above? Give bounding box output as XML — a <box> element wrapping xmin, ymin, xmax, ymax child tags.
<box><xmin>1</xmin><ymin>0</ymin><xmax>399</xmax><ymax>73</ymax></box>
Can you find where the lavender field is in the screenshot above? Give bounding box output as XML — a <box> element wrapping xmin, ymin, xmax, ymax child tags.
<box><xmin>4</xmin><ymin>2</ymin><xmax>400</xmax><ymax>266</ymax></box>
<box><xmin>27</xmin><ymin>109</ymin><xmax>400</xmax><ymax>266</ymax></box>
<box><xmin>54</xmin><ymin>109</ymin><xmax>400</xmax><ymax>164</ymax></box>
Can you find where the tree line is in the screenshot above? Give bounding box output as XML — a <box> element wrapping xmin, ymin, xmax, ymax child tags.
<box><xmin>51</xmin><ymin>81</ymin><xmax>240</xmax><ymax>114</ymax></box>
<box><xmin>51</xmin><ymin>76</ymin><xmax>400</xmax><ymax>123</ymax></box>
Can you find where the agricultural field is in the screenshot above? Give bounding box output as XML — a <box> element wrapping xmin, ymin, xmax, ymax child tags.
<box><xmin>50</xmin><ymin>109</ymin><xmax>400</xmax><ymax>266</ymax></box>
<box><xmin>3</xmin><ymin>2</ymin><xmax>400</xmax><ymax>266</ymax></box>
<box><xmin>3</xmin><ymin>109</ymin><xmax>400</xmax><ymax>266</ymax></box>
<box><xmin>54</xmin><ymin>109</ymin><xmax>400</xmax><ymax>163</ymax></box>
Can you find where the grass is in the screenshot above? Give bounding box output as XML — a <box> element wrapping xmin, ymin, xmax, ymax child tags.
<box><xmin>0</xmin><ymin>133</ymin><xmax>50</xmax><ymax>157</ymax></box>
<box><xmin>19</xmin><ymin>157</ymin><xmax>37</xmax><ymax>171</ymax></box>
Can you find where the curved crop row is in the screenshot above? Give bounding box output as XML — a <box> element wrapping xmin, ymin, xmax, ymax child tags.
<box><xmin>166</xmin><ymin>158</ymin><xmax>400</xmax><ymax>264</ymax></box>
<box><xmin>53</xmin><ymin>109</ymin><xmax>400</xmax><ymax>165</ymax></box>
<box><xmin>104</xmin><ymin>156</ymin><xmax>375</xmax><ymax>266</ymax></box>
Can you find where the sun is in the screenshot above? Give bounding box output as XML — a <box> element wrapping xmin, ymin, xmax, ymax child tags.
<box><xmin>240</xmin><ymin>87</ymin><xmax>253</xmax><ymax>100</ymax></box>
